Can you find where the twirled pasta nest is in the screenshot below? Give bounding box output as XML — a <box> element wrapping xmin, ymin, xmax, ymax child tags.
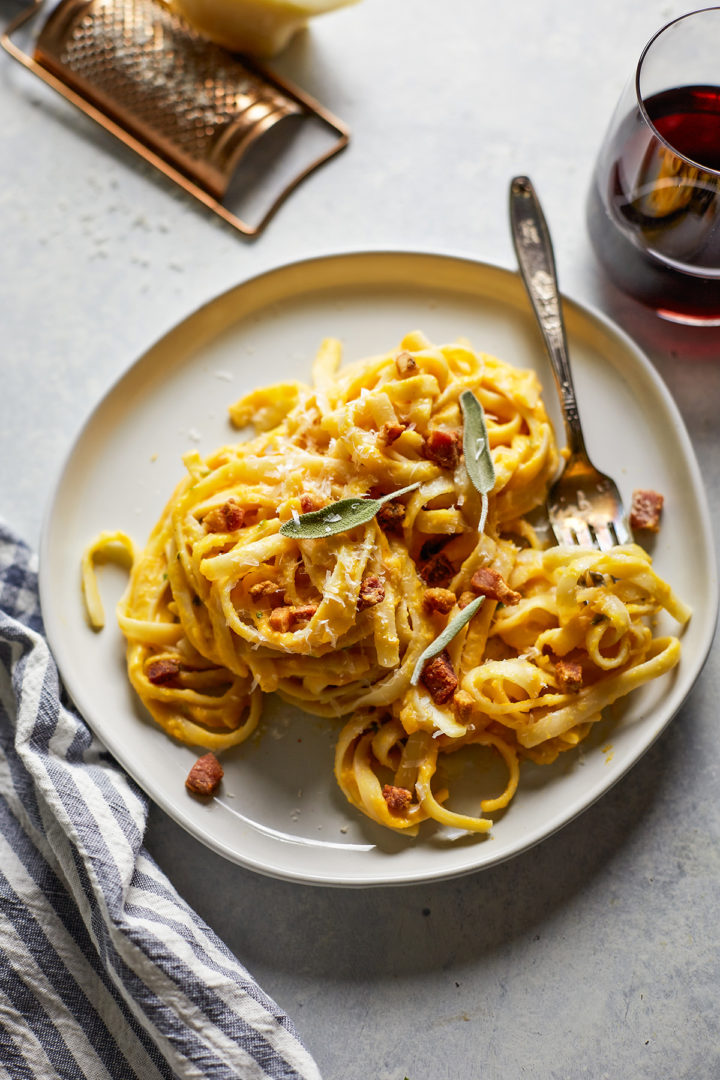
<box><xmin>85</xmin><ymin>331</ymin><xmax>690</xmax><ymax>836</ymax></box>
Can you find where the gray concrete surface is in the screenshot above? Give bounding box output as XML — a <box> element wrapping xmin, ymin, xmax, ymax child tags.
<box><xmin>2</xmin><ymin>1</ymin><xmax>719</xmax><ymax>1077</ymax></box>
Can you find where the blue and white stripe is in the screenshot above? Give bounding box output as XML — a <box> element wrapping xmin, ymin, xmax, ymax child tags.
<box><xmin>0</xmin><ymin>523</ymin><xmax>321</xmax><ymax>1080</ymax></box>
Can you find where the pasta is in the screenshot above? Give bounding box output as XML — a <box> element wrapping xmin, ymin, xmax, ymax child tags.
<box><xmin>84</xmin><ymin>330</ymin><xmax>691</xmax><ymax>836</ymax></box>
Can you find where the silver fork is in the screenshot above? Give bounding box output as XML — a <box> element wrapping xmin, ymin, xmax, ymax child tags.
<box><xmin>509</xmin><ymin>174</ymin><xmax>631</xmax><ymax>550</ymax></box>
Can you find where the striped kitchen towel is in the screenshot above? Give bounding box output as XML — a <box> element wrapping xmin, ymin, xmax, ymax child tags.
<box><xmin>0</xmin><ymin>522</ymin><xmax>321</xmax><ymax>1080</ymax></box>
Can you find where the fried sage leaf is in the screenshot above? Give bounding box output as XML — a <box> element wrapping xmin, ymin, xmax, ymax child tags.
<box><xmin>460</xmin><ymin>389</ymin><xmax>495</xmax><ymax>532</ymax></box>
<box><xmin>279</xmin><ymin>482</ymin><xmax>422</xmax><ymax>539</ymax></box>
<box><xmin>410</xmin><ymin>595</ymin><xmax>485</xmax><ymax>685</ymax></box>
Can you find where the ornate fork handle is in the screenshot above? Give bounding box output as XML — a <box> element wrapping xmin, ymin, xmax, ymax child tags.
<box><xmin>509</xmin><ymin>175</ymin><xmax>587</xmax><ymax>459</ymax></box>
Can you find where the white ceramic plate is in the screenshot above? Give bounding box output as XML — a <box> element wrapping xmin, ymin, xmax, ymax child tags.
<box><xmin>39</xmin><ymin>251</ymin><xmax>717</xmax><ymax>887</ymax></box>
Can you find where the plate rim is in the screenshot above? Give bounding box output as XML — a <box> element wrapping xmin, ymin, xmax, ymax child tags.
<box><xmin>38</xmin><ymin>248</ymin><xmax>719</xmax><ymax>887</ymax></box>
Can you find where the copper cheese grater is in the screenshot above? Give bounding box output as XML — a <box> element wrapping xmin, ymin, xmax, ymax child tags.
<box><xmin>2</xmin><ymin>0</ymin><xmax>350</xmax><ymax>236</ymax></box>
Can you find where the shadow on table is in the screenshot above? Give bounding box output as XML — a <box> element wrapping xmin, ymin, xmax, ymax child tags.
<box><xmin>590</xmin><ymin>271</ymin><xmax>720</xmax><ymax>372</ymax></box>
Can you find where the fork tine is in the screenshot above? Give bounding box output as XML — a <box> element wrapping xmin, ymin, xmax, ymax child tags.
<box><xmin>592</xmin><ymin>524</ymin><xmax>616</xmax><ymax>551</ymax></box>
<box><xmin>550</xmin><ymin>518</ymin><xmax>578</xmax><ymax>547</ymax></box>
<box><xmin>611</xmin><ymin>519</ymin><xmax>631</xmax><ymax>546</ymax></box>
<box><xmin>571</xmin><ymin>521</ymin><xmax>595</xmax><ymax>548</ymax></box>
<box><xmin>551</xmin><ymin>519</ymin><xmax>595</xmax><ymax>548</ymax></box>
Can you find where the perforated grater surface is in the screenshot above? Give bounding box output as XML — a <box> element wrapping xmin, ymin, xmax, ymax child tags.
<box><xmin>2</xmin><ymin>0</ymin><xmax>350</xmax><ymax>236</ymax></box>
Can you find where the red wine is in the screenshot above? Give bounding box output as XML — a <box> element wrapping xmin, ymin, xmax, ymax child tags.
<box><xmin>587</xmin><ymin>85</ymin><xmax>720</xmax><ymax>322</ymax></box>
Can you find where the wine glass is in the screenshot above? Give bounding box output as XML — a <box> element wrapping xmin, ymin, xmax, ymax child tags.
<box><xmin>587</xmin><ymin>7</ymin><xmax>720</xmax><ymax>326</ymax></box>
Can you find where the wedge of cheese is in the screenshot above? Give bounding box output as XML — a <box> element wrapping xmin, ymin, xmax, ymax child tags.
<box><xmin>171</xmin><ymin>0</ymin><xmax>360</xmax><ymax>57</ymax></box>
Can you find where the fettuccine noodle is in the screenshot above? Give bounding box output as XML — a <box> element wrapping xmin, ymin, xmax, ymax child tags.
<box><xmin>83</xmin><ymin>331</ymin><xmax>690</xmax><ymax>835</ymax></box>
